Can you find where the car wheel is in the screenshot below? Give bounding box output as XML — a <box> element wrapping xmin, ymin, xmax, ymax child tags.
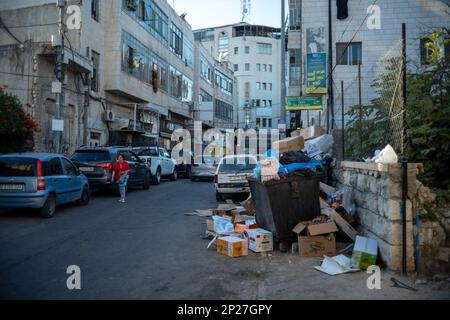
<box><xmin>170</xmin><ymin>168</ymin><xmax>178</xmax><ymax>181</ymax></box>
<box><xmin>143</xmin><ymin>172</ymin><xmax>151</xmax><ymax>190</ymax></box>
<box><xmin>215</xmin><ymin>192</ymin><xmax>222</xmax><ymax>202</ymax></box>
<box><xmin>76</xmin><ymin>187</ymin><xmax>90</xmax><ymax>206</ymax></box>
<box><xmin>40</xmin><ymin>193</ymin><xmax>56</xmax><ymax>218</ymax></box>
<box><xmin>152</xmin><ymin>168</ymin><xmax>161</xmax><ymax>185</ymax></box>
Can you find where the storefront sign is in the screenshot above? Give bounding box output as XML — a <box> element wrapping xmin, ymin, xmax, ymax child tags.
<box><xmin>286</xmin><ymin>96</ymin><xmax>324</xmax><ymax>111</ymax></box>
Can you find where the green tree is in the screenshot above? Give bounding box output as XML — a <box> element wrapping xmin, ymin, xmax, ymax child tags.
<box><xmin>0</xmin><ymin>89</ymin><xmax>40</xmax><ymax>154</ymax></box>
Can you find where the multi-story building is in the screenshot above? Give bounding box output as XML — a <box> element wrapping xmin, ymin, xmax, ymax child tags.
<box><xmin>194</xmin><ymin>22</ymin><xmax>282</xmax><ymax>129</ymax></box>
<box><xmin>287</xmin><ymin>0</ymin><xmax>450</xmax><ymax>130</ymax></box>
<box><xmin>0</xmin><ymin>0</ymin><xmax>207</xmax><ymax>153</ymax></box>
<box><xmin>193</xmin><ymin>42</ymin><xmax>236</xmax><ymax>130</ymax></box>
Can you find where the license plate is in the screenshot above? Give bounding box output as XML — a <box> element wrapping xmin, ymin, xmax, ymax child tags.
<box><xmin>80</xmin><ymin>167</ymin><xmax>95</xmax><ymax>172</ymax></box>
<box><xmin>0</xmin><ymin>184</ymin><xmax>25</xmax><ymax>191</ymax></box>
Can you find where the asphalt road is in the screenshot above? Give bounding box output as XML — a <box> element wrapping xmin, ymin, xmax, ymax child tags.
<box><xmin>0</xmin><ymin>179</ymin><xmax>449</xmax><ymax>300</ymax></box>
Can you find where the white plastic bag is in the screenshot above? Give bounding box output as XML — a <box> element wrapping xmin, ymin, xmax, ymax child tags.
<box><xmin>367</xmin><ymin>144</ymin><xmax>398</xmax><ymax>164</ymax></box>
<box><xmin>304</xmin><ymin>134</ymin><xmax>334</xmax><ymax>157</ymax></box>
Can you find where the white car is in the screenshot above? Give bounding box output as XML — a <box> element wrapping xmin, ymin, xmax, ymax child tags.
<box><xmin>214</xmin><ymin>155</ymin><xmax>258</xmax><ymax>201</ymax></box>
<box><xmin>133</xmin><ymin>147</ymin><xmax>177</xmax><ymax>185</ymax></box>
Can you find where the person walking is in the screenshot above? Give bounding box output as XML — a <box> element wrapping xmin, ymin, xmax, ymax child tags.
<box><xmin>112</xmin><ymin>154</ymin><xmax>130</xmax><ymax>203</ymax></box>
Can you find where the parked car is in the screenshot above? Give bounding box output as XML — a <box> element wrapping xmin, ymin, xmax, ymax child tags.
<box><xmin>132</xmin><ymin>147</ymin><xmax>177</xmax><ymax>185</ymax></box>
<box><xmin>214</xmin><ymin>155</ymin><xmax>258</xmax><ymax>201</ymax></box>
<box><xmin>70</xmin><ymin>147</ymin><xmax>151</xmax><ymax>192</ymax></box>
<box><xmin>0</xmin><ymin>153</ymin><xmax>90</xmax><ymax>218</ymax></box>
<box><xmin>191</xmin><ymin>155</ymin><xmax>217</xmax><ymax>182</ymax></box>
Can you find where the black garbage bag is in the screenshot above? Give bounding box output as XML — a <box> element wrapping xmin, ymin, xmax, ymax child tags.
<box><xmin>280</xmin><ymin>151</ymin><xmax>311</xmax><ymax>165</ymax></box>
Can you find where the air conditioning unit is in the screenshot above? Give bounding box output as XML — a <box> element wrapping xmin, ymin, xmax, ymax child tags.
<box><xmin>167</xmin><ymin>123</ymin><xmax>174</xmax><ymax>131</ymax></box>
<box><xmin>104</xmin><ymin>110</ymin><xmax>116</xmax><ymax>122</ymax></box>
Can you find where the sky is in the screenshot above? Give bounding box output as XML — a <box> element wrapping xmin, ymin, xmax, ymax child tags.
<box><xmin>170</xmin><ymin>0</ymin><xmax>282</xmax><ymax>30</ymax></box>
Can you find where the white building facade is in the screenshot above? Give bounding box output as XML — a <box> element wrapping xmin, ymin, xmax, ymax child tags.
<box><xmin>288</xmin><ymin>0</ymin><xmax>450</xmax><ymax>130</ymax></box>
<box><xmin>194</xmin><ymin>23</ymin><xmax>282</xmax><ymax>129</ymax></box>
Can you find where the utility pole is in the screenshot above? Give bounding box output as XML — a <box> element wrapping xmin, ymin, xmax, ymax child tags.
<box><xmin>401</xmin><ymin>22</ymin><xmax>408</xmax><ymax>275</ymax></box>
<box><xmin>55</xmin><ymin>0</ymin><xmax>65</xmax><ymax>154</ymax></box>
<box><xmin>358</xmin><ymin>62</ymin><xmax>362</xmax><ymax>158</ymax></box>
<box><xmin>280</xmin><ymin>0</ymin><xmax>287</xmax><ymax>128</ymax></box>
<box><xmin>328</xmin><ymin>0</ymin><xmax>334</xmax><ymax>132</ymax></box>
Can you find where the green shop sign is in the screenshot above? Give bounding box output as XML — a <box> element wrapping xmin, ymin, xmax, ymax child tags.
<box><xmin>286</xmin><ymin>96</ymin><xmax>324</xmax><ymax>111</ymax></box>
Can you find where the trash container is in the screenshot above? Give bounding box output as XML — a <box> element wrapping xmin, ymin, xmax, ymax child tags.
<box><xmin>248</xmin><ymin>176</ymin><xmax>321</xmax><ymax>244</ymax></box>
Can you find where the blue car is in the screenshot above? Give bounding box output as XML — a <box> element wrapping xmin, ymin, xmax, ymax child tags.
<box><xmin>0</xmin><ymin>153</ymin><xmax>90</xmax><ymax>218</ymax></box>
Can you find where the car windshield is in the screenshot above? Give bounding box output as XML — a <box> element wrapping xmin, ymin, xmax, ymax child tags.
<box><xmin>71</xmin><ymin>151</ymin><xmax>111</xmax><ymax>162</ymax></box>
<box><xmin>134</xmin><ymin>148</ymin><xmax>158</xmax><ymax>157</ymax></box>
<box><xmin>0</xmin><ymin>157</ymin><xmax>37</xmax><ymax>177</ymax></box>
<box><xmin>219</xmin><ymin>158</ymin><xmax>256</xmax><ymax>174</ymax></box>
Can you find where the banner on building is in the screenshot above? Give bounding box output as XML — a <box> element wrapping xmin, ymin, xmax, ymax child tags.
<box><xmin>306</xmin><ymin>52</ymin><xmax>327</xmax><ymax>94</ymax></box>
<box><xmin>286</xmin><ymin>96</ymin><xmax>324</xmax><ymax>111</ymax></box>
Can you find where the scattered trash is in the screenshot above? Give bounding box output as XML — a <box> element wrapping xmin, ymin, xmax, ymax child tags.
<box><xmin>352</xmin><ymin>236</ymin><xmax>378</xmax><ymax>270</ymax></box>
<box><xmin>272</xmin><ymin>136</ymin><xmax>305</xmax><ymax>154</ymax></box>
<box><xmin>212</xmin><ymin>215</ymin><xmax>234</xmax><ymax>234</ymax></box>
<box><xmin>314</xmin><ymin>255</ymin><xmax>360</xmax><ymax>276</ymax></box>
<box><xmin>391</xmin><ymin>278</ymin><xmax>418</xmax><ymax>292</ymax></box>
<box><xmin>216</xmin><ymin>236</ymin><xmax>249</xmax><ymax>258</ymax></box>
<box><xmin>184</xmin><ymin>209</ymin><xmax>213</xmax><ymax>217</ymax></box>
<box><xmin>244</xmin><ymin>228</ymin><xmax>273</xmax><ymax>253</ymax></box>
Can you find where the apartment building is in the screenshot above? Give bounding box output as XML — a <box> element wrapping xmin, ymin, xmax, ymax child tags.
<box><xmin>194</xmin><ymin>23</ymin><xmax>282</xmax><ymax>129</ymax></box>
<box><xmin>193</xmin><ymin>42</ymin><xmax>236</xmax><ymax>130</ymax></box>
<box><xmin>0</xmin><ymin>0</ymin><xmax>210</xmax><ymax>153</ymax></box>
<box><xmin>287</xmin><ymin>0</ymin><xmax>450</xmax><ymax>130</ymax></box>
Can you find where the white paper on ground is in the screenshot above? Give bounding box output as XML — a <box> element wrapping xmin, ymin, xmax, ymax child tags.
<box><xmin>314</xmin><ymin>255</ymin><xmax>360</xmax><ymax>276</ymax></box>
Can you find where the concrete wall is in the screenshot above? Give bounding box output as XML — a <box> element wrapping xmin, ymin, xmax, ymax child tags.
<box><xmin>335</xmin><ymin>161</ymin><xmax>420</xmax><ymax>272</ymax></box>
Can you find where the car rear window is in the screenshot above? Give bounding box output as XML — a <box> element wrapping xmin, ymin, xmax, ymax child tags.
<box><xmin>134</xmin><ymin>148</ymin><xmax>158</xmax><ymax>157</ymax></box>
<box><xmin>219</xmin><ymin>158</ymin><xmax>256</xmax><ymax>174</ymax></box>
<box><xmin>0</xmin><ymin>157</ymin><xmax>37</xmax><ymax>177</ymax></box>
<box><xmin>71</xmin><ymin>151</ymin><xmax>111</xmax><ymax>162</ymax></box>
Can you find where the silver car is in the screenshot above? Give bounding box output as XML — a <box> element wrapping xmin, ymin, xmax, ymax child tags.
<box><xmin>190</xmin><ymin>156</ymin><xmax>217</xmax><ymax>182</ymax></box>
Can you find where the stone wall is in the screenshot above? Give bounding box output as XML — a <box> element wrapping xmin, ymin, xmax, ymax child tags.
<box><xmin>335</xmin><ymin>161</ymin><xmax>419</xmax><ymax>272</ymax></box>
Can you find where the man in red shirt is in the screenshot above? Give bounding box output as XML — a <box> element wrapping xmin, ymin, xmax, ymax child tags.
<box><xmin>112</xmin><ymin>154</ymin><xmax>130</xmax><ymax>203</ymax></box>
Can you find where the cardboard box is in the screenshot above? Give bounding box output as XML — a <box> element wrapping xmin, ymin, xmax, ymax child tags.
<box><xmin>212</xmin><ymin>203</ymin><xmax>235</xmax><ymax>216</ymax></box>
<box><xmin>272</xmin><ymin>136</ymin><xmax>305</xmax><ymax>154</ymax></box>
<box><xmin>293</xmin><ymin>221</ymin><xmax>337</xmax><ymax>257</ymax></box>
<box><xmin>234</xmin><ymin>218</ymin><xmax>259</xmax><ymax>234</ymax></box>
<box><xmin>352</xmin><ymin>236</ymin><xmax>378</xmax><ymax>270</ymax></box>
<box><xmin>206</xmin><ymin>219</ymin><xmax>215</xmax><ymax>232</ymax></box>
<box><xmin>241</xmin><ymin>196</ymin><xmax>256</xmax><ymax>215</ymax></box>
<box><xmin>216</xmin><ymin>236</ymin><xmax>248</xmax><ymax>257</ymax></box>
<box><xmin>328</xmin><ymin>209</ymin><xmax>358</xmax><ymax>241</ymax></box>
<box><xmin>244</xmin><ymin>228</ymin><xmax>273</xmax><ymax>253</ymax></box>
<box><xmin>295</xmin><ymin>125</ymin><xmax>326</xmax><ymax>141</ymax></box>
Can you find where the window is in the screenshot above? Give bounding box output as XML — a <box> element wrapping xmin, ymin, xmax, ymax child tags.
<box><xmin>47</xmin><ymin>158</ymin><xmax>63</xmax><ymax>176</ymax></box>
<box><xmin>262</xmin><ymin>118</ymin><xmax>267</xmax><ymax>127</ymax></box>
<box><xmin>91</xmin><ymin>51</ymin><xmax>100</xmax><ymax>92</ymax></box>
<box><xmin>262</xmin><ymin>100</ymin><xmax>267</xmax><ymax>107</ymax></box>
<box><xmin>62</xmin><ymin>158</ymin><xmax>77</xmax><ymax>176</ymax></box>
<box><xmin>420</xmin><ymin>38</ymin><xmax>433</xmax><ymax>65</ymax></box>
<box><xmin>269</xmin><ymin>64</ymin><xmax>273</xmax><ymax>72</ymax></box>
<box><xmin>200</xmin><ymin>55</ymin><xmax>213</xmax><ymax>83</ymax></box>
<box><xmin>256</xmin><ymin>118</ymin><xmax>261</xmax><ymax>127</ymax></box>
<box><xmin>169</xmin><ymin>66</ymin><xmax>183</xmax><ymax>99</ymax></box>
<box><xmin>262</xmin><ymin>64</ymin><xmax>267</xmax><ymax>72</ymax></box>
<box><xmin>262</xmin><ymin>82</ymin><xmax>267</xmax><ymax>90</ymax></box>
<box><xmin>255</xmin><ymin>99</ymin><xmax>261</xmax><ymax>107</ymax></box>
<box><xmin>194</xmin><ymin>29</ymin><xmax>215</xmax><ymax>42</ymax></box>
<box><xmin>183</xmin><ymin>38</ymin><xmax>194</xmax><ymax>68</ymax></box>
<box><xmin>256</xmin><ymin>43</ymin><xmax>272</xmax><ymax>55</ymax></box>
<box><xmin>245</xmin><ymin>63</ymin><xmax>250</xmax><ymax>71</ymax></box>
<box><xmin>214</xmin><ymin>99</ymin><xmax>233</xmax><ymax>121</ymax></box>
<box><xmin>256</xmin><ymin>82</ymin><xmax>261</xmax><ymax>90</ymax></box>
<box><xmin>91</xmin><ymin>0</ymin><xmax>99</xmax><ymax>21</ymax></box>
<box><xmin>268</xmin><ymin>119</ymin><xmax>272</xmax><ymax>127</ymax></box>
<box><xmin>234</xmin><ymin>64</ymin><xmax>239</xmax><ymax>72</ymax></box>
<box><xmin>289</xmin><ymin>49</ymin><xmax>301</xmax><ymax>86</ymax></box>
<box><xmin>289</xmin><ymin>0</ymin><xmax>301</xmax><ymax>30</ymax></box>
<box><xmin>268</xmin><ymin>100</ymin><xmax>272</xmax><ymax>107</ymax></box>
<box><xmin>256</xmin><ymin>63</ymin><xmax>261</xmax><ymax>71</ymax></box>
<box><xmin>218</xmin><ymin>32</ymin><xmax>229</xmax><ymax>54</ymax></box>
<box><xmin>269</xmin><ymin>83</ymin><xmax>272</xmax><ymax>91</ymax></box>
<box><xmin>234</xmin><ymin>47</ymin><xmax>239</xmax><ymax>54</ymax></box>
<box><xmin>245</xmin><ymin>46</ymin><xmax>250</xmax><ymax>54</ymax></box>
<box><xmin>336</xmin><ymin>42</ymin><xmax>362</xmax><ymax>65</ymax></box>
<box><xmin>170</xmin><ymin>22</ymin><xmax>183</xmax><ymax>58</ymax></box>
<box><xmin>150</xmin><ymin>1</ymin><xmax>169</xmax><ymax>43</ymax></box>
<box><xmin>182</xmin><ymin>75</ymin><xmax>193</xmax><ymax>102</ymax></box>
<box><xmin>200</xmin><ymin>89</ymin><xmax>213</xmax><ymax>102</ymax></box>
<box><xmin>215</xmin><ymin>70</ymin><xmax>233</xmax><ymax>96</ymax></box>
<box><xmin>244</xmin><ymin>82</ymin><xmax>251</xmax><ymax>99</ymax></box>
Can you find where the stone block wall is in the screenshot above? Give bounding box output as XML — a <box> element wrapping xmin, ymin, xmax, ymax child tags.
<box><xmin>335</xmin><ymin>161</ymin><xmax>419</xmax><ymax>272</ymax></box>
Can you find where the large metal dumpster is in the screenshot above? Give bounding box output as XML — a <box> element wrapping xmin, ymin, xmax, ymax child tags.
<box><xmin>248</xmin><ymin>176</ymin><xmax>321</xmax><ymax>243</ymax></box>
